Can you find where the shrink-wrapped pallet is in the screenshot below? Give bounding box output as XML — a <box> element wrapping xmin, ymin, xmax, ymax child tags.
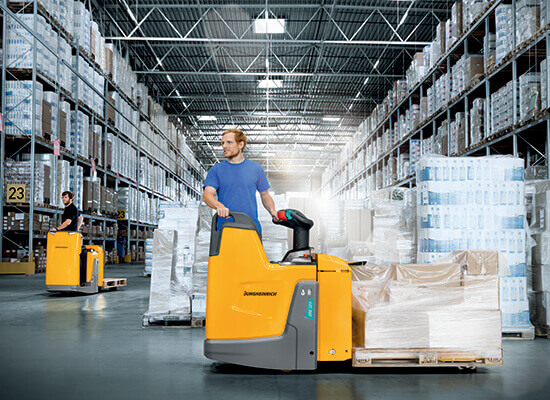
<box><xmin>145</xmin><ymin>229</ymin><xmax>191</xmax><ymax>315</ymax></box>
<box><xmin>352</xmin><ymin>250</ymin><xmax>502</xmax><ymax>352</ymax></box>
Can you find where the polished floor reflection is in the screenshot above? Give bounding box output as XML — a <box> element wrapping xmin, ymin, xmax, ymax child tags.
<box><xmin>1</xmin><ymin>263</ymin><xmax>549</xmax><ymax>400</ymax></box>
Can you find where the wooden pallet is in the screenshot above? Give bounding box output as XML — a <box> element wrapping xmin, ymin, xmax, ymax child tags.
<box><xmin>191</xmin><ymin>317</ymin><xmax>206</xmax><ymax>328</ymax></box>
<box><xmin>502</xmin><ymin>326</ymin><xmax>535</xmax><ymax>340</ymax></box>
<box><xmin>101</xmin><ymin>277</ymin><xmax>127</xmax><ymax>290</ymax></box>
<box><xmin>142</xmin><ymin>313</ymin><xmax>192</xmax><ymax>327</ymax></box>
<box><xmin>353</xmin><ymin>348</ymin><xmax>503</xmax><ymax>368</ymax></box>
<box><xmin>535</xmin><ymin>325</ymin><xmax>550</xmax><ymax>339</ymax></box>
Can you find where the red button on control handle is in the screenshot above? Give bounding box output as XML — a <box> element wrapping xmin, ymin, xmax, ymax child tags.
<box><xmin>277</xmin><ymin>210</ymin><xmax>288</xmax><ymax>221</ymax></box>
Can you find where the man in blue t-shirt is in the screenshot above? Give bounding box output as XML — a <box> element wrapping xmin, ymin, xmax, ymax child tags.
<box><xmin>202</xmin><ymin>128</ymin><xmax>278</xmax><ymax>236</ymax></box>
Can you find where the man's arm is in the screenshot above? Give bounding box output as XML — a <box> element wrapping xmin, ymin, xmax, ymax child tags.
<box><xmin>259</xmin><ymin>190</ymin><xmax>279</xmax><ymax>220</ymax></box>
<box><xmin>202</xmin><ymin>186</ymin><xmax>230</xmax><ymax>218</ymax></box>
<box><xmin>54</xmin><ymin>219</ymin><xmax>72</xmax><ymax>231</ymax></box>
<box><xmin>76</xmin><ymin>215</ymin><xmax>83</xmax><ymax>231</ymax></box>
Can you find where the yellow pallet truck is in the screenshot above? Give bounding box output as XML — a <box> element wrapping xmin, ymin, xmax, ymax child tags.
<box><xmin>46</xmin><ymin>231</ymin><xmax>126</xmax><ymax>294</ymax></box>
<box><xmin>204</xmin><ymin>210</ymin><xmax>351</xmax><ymax>370</ymax></box>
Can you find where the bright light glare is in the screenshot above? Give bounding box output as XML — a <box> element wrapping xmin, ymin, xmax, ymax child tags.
<box><xmin>363</xmin><ymin>77</ymin><xmax>370</xmax><ymax>85</ymax></box>
<box><xmin>308</xmin><ymin>145</ymin><xmax>325</xmax><ymax>150</ymax></box>
<box><xmin>323</xmin><ymin>117</ymin><xmax>340</xmax><ymax>122</ymax></box>
<box><xmin>166</xmin><ymin>74</ymin><xmax>173</xmax><ymax>83</ymax></box>
<box><xmin>255</xmin><ymin>18</ymin><xmax>286</xmax><ymax>34</ymax></box>
<box><xmin>197</xmin><ymin>116</ymin><xmax>217</xmax><ymax>121</ymax></box>
<box><xmin>262</xmin><ymin>152</ymin><xmax>275</xmax><ymax>157</ymax></box>
<box><xmin>258</xmin><ymin>79</ymin><xmax>283</xmax><ymax>89</ymax></box>
<box><xmin>373</xmin><ymin>59</ymin><xmax>380</xmax><ymax>69</ymax></box>
<box><xmin>286</xmin><ymin>191</ymin><xmax>310</xmax><ymax>198</ymax></box>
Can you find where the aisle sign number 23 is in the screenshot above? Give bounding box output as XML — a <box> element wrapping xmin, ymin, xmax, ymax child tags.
<box><xmin>7</xmin><ymin>184</ymin><xmax>26</xmax><ymax>203</ymax></box>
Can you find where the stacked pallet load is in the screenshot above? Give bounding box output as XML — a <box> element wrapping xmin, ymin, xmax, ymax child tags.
<box><xmin>417</xmin><ymin>155</ymin><xmax>532</xmax><ymax>337</ymax></box>
<box><xmin>527</xmin><ymin>180</ymin><xmax>550</xmax><ymax>336</ymax></box>
<box><xmin>352</xmin><ymin>250</ymin><xmax>503</xmax><ymax>367</ymax></box>
<box><xmin>191</xmin><ymin>204</ymin><xmax>213</xmax><ymax>325</ymax></box>
<box><xmin>257</xmin><ymin>194</ymin><xmax>289</xmax><ymax>262</ymax></box>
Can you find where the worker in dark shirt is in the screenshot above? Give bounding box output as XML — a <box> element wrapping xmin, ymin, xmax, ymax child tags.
<box><xmin>51</xmin><ymin>190</ymin><xmax>83</xmax><ymax>232</ymax></box>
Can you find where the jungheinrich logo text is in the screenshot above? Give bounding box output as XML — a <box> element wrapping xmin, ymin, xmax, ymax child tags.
<box><xmin>243</xmin><ymin>291</ymin><xmax>277</xmax><ymax>296</ymax></box>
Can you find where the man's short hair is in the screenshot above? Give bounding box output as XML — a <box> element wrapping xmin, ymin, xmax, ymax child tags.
<box><xmin>222</xmin><ymin>128</ymin><xmax>247</xmax><ymax>150</ymax></box>
<box><xmin>62</xmin><ymin>190</ymin><xmax>74</xmax><ymax>200</ymax></box>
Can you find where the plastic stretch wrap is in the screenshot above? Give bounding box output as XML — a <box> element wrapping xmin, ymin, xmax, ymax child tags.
<box><xmin>191</xmin><ymin>204</ymin><xmax>213</xmax><ymax>318</ymax></box>
<box><xmin>146</xmin><ymin>229</ymin><xmax>191</xmax><ymax>315</ymax></box>
<box><xmin>352</xmin><ymin>250</ymin><xmax>503</xmax><ymax>351</ymax></box>
<box><xmin>257</xmin><ymin>194</ymin><xmax>289</xmax><ymax>261</ymax></box>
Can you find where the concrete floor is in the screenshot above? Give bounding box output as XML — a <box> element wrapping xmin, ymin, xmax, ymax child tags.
<box><xmin>1</xmin><ymin>262</ymin><xmax>549</xmax><ymax>400</ymax></box>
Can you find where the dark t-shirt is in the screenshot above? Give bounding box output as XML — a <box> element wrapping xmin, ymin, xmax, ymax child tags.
<box><xmin>61</xmin><ymin>203</ymin><xmax>79</xmax><ymax>232</ymax></box>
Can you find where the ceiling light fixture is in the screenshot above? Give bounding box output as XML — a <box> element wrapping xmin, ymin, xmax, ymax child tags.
<box><xmin>363</xmin><ymin>77</ymin><xmax>370</xmax><ymax>85</ymax></box>
<box><xmin>258</xmin><ymin>79</ymin><xmax>283</xmax><ymax>89</ymax></box>
<box><xmin>254</xmin><ymin>12</ymin><xmax>286</xmax><ymax>34</ymax></box>
<box><xmin>373</xmin><ymin>59</ymin><xmax>380</xmax><ymax>69</ymax></box>
<box><xmin>262</xmin><ymin>152</ymin><xmax>275</xmax><ymax>157</ymax></box>
<box><xmin>323</xmin><ymin>117</ymin><xmax>341</xmax><ymax>122</ymax></box>
<box><xmin>197</xmin><ymin>116</ymin><xmax>217</xmax><ymax>121</ymax></box>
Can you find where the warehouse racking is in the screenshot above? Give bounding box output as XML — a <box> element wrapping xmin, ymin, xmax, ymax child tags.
<box><xmin>322</xmin><ymin>0</ymin><xmax>550</xmax><ymax>200</ymax></box>
<box><xmin>0</xmin><ymin>0</ymin><xmax>205</xmax><ymax>273</ymax></box>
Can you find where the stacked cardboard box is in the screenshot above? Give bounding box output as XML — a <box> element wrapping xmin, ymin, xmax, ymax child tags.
<box><xmin>3</xmin><ymin>159</ymin><xmax>46</xmax><ymax>204</ymax></box>
<box><xmin>463</xmin><ymin>0</ymin><xmax>487</xmax><ymax>29</ymax></box>
<box><xmin>491</xmin><ymin>80</ymin><xmax>515</xmax><ymax>134</ymax></box>
<box><xmin>528</xmin><ymin>181</ymin><xmax>550</xmax><ymax>327</ymax></box>
<box><xmin>519</xmin><ymin>71</ymin><xmax>541</xmax><ymax>122</ymax></box>
<box><xmin>145</xmin><ymin>229</ymin><xmax>191</xmax><ymax>316</ymax></box>
<box><xmin>417</xmin><ymin>155</ymin><xmax>530</xmax><ymax>331</ymax></box>
<box><xmin>516</xmin><ymin>0</ymin><xmax>540</xmax><ymax>47</ymax></box>
<box><xmin>4</xmin><ymin>80</ymin><xmax>43</xmax><ymax>137</ymax></box>
<box><xmin>495</xmin><ymin>5</ymin><xmax>513</xmax><ymax>65</ymax></box>
<box><xmin>470</xmin><ymin>97</ymin><xmax>485</xmax><ymax>145</ymax></box>
<box><xmin>449</xmin><ymin>112</ymin><xmax>466</xmax><ymax>155</ymax></box>
<box><xmin>352</xmin><ymin>249</ymin><xmax>501</xmax><ymax>351</ymax></box>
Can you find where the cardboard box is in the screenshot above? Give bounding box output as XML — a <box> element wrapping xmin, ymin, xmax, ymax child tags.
<box><xmin>106</xmin><ymin>140</ymin><xmax>112</xmax><ymax>168</ymax></box>
<box><xmin>364</xmin><ymin>310</ymin><xmax>430</xmax><ymax>349</ymax></box>
<box><xmin>465</xmin><ymin>55</ymin><xmax>484</xmax><ymax>86</ymax></box>
<box><xmin>461</xmin><ymin>249</ymin><xmax>500</xmax><ymax>275</ymax></box>
<box><xmin>42</xmin><ymin>100</ymin><xmax>52</xmax><ymax>138</ymax></box>
<box><xmin>429</xmin><ymin>310</ymin><xmax>502</xmax><ymax>348</ymax></box>
<box><xmin>59</xmin><ymin>110</ymin><xmax>67</xmax><ymax>144</ymax></box>
<box><xmin>43</xmin><ymin>164</ymin><xmax>51</xmax><ymax>204</ymax></box>
<box><xmin>452</xmin><ymin>2</ymin><xmax>463</xmax><ymax>38</ymax></box>
<box><xmin>395</xmin><ymin>262</ymin><xmax>462</xmax><ymax>287</ymax></box>
<box><xmin>106</xmin><ymin>93</ymin><xmax>116</xmax><ymax>123</ymax></box>
<box><xmin>105</xmin><ymin>47</ymin><xmax>113</xmax><ymax>75</ymax></box>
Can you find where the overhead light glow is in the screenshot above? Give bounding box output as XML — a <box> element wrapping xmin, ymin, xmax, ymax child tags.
<box><xmin>262</xmin><ymin>152</ymin><xmax>275</xmax><ymax>157</ymax></box>
<box><xmin>373</xmin><ymin>59</ymin><xmax>380</xmax><ymax>69</ymax></box>
<box><xmin>323</xmin><ymin>117</ymin><xmax>341</xmax><ymax>122</ymax></box>
<box><xmin>254</xmin><ymin>14</ymin><xmax>286</xmax><ymax>34</ymax></box>
<box><xmin>166</xmin><ymin>74</ymin><xmax>173</xmax><ymax>83</ymax></box>
<box><xmin>363</xmin><ymin>77</ymin><xmax>370</xmax><ymax>85</ymax></box>
<box><xmin>355</xmin><ymin>91</ymin><xmax>361</xmax><ymax>98</ymax></box>
<box><xmin>258</xmin><ymin>79</ymin><xmax>283</xmax><ymax>89</ymax></box>
<box><xmin>308</xmin><ymin>145</ymin><xmax>325</xmax><ymax>150</ymax></box>
<box><xmin>197</xmin><ymin>116</ymin><xmax>217</xmax><ymax>121</ymax></box>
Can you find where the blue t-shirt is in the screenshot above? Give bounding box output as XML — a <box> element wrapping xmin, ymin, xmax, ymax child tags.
<box><xmin>203</xmin><ymin>159</ymin><xmax>270</xmax><ymax>234</ymax></box>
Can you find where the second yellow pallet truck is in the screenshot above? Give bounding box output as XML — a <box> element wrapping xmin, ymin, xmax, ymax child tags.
<box><xmin>46</xmin><ymin>231</ymin><xmax>126</xmax><ymax>294</ymax></box>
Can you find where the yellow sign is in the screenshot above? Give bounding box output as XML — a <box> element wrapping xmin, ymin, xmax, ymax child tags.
<box><xmin>117</xmin><ymin>209</ymin><xmax>126</xmax><ymax>220</ymax></box>
<box><xmin>6</xmin><ymin>184</ymin><xmax>26</xmax><ymax>203</ymax></box>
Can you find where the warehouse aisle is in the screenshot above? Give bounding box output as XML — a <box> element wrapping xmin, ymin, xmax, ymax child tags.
<box><xmin>0</xmin><ymin>264</ymin><xmax>549</xmax><ymax>400</ymax></box>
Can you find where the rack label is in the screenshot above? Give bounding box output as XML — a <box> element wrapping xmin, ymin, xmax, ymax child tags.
<box><xmin>117</xmin><ymin>209</ymin><xmax>126</xmax><ymax>220</ymax></box>
<box><xmin>7</xmin><ymin>184</ymin><xmax>26</xmax><ymax>203</ymax></box>
<box><xmin>53</xmin><ymin>139</ymin><xmax>61</xmax><ymax>155</ymax></box>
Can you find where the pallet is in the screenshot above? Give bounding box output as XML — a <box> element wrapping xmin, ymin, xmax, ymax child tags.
<box><xmin>101</xmin><ymin>277</ymin><xmax>127</xmax><ymax>290</ymax></box>
<box><xmin>191</xmin><ymin>317</ymin><xmax>206</xmax><ymax>328</ymax></box>
<box><xmin>502</xmin><ymin>325</ymin><xmax>535</xmax><ymax>340</ymax></box>
<box><xmin>142</xmin><ymin>313</ymin><xmax>192</xmax><ymax>327</ymax></box>
<box><xmin>353</xmin><ymin>348</ymin><xmax>503</xmax><ymax>368</ymax></box>
<box><xmin>142</xmin><ymin>272</ymin><xmax>151</xmax><ymax>278</ymax></box>
<box><xmin>535</xmin><ymin>325</ymin><xmax>550</xmax><ymax>339</ymax></box>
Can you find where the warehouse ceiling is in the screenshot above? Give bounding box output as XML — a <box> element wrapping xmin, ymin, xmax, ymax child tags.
<box><xmin>92</xmin><ymin>0</ymin><xmax>453</xmax><ymax>174</ymax></box>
